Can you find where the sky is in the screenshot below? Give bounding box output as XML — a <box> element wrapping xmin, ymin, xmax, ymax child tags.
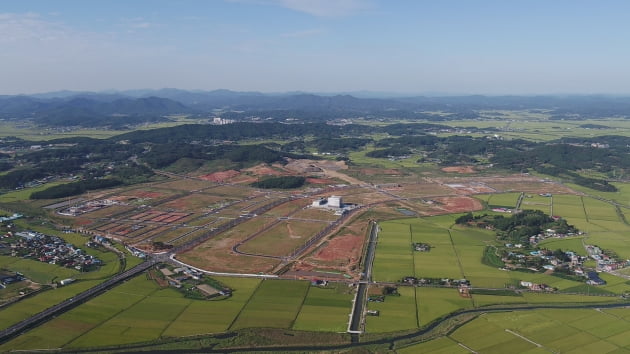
<box><xmin>2</xmin><ymin>0</ymin><xmax>630</xmax><ymax>95</ymax></box>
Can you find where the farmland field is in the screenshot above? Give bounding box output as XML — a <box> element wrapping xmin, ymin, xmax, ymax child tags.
<box><xmin>229</xmin><ymin>279</ymin><xmax>310</xmax><ymax>329</ymax></box>
<box><xmin>292</xmin><ymin>284</ymin><xmax>353</xmax><ymax>332</ymax></box>
<box><xmin>486</xmin><ymin>192</ymin><xmax>520</xmax><ymax>208</ymax></box>
<box><xmin>6</xmin><ymin>140</ymin><xmax>630</xmax><ymax>352</ymax></box>
<box><xmin>365</xmin><ymin>286</ymin><xmax>417</xmax><ymax>333</ymax></box>
<box><xmin>441</xmin><ymin>308</ymin><xmax>630</xmax><ymax>353</ymax></box>
<box><xmin>416</xmin><ymin>287</ymin><xmax>472</xmax><ymax>326</ymax></box>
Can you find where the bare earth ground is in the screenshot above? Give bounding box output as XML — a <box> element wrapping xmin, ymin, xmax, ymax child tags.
<box><xmin>430</xmin><ymin>196</ymin><xmax>484</xmax><ymax>214</ymax></box>
<box><xmin>64</xmin><ymin>163</ymin><xmax>581</xmax><ymax>279</ymax></box>
<box><xmin>441</xmin><ymin>166</ymin><xmax>477</xmax><ymax>174</ymax></box>
<box><xmin>198</xmin><ymin>170</ymin><xmax>240</xmax><ymax>182</ymax></box>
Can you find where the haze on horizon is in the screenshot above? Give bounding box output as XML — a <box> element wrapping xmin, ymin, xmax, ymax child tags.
<box><xmin>2</xmin><ymin>0</ymin><xmax>630</xmax><ymax>96</ymax></box>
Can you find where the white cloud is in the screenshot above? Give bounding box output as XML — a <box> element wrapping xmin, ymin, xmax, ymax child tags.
<box><xmin>277</xmin><ymin>0</ymin><xmax>371</xmax><ymax>17</ymax></box>
<box><xmin>0</xmin><ymin>12</ymin><xmax>70</xmax><ymax>43</ymax></box>
<box><xmin>281</xmin><ymin>28</ymin><xmax>325</xmax><ymax>38</ymax></box>
<box><xmin>228</xmin><ymin>0</ymin><xmax>372</xmax><ymax>17</ymax></box>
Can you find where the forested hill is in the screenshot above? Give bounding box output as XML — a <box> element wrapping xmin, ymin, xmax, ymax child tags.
<box><xmin>110</xmin><ymin>122</ymin><xmax>451</xmax><ymax>144</ymax></box>
<box><xmin>0</xmin><ymin>96</ymin><xmax>192</xmax><ymax>128</ymax></box>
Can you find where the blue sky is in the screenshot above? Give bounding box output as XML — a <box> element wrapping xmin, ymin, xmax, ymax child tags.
<box><xmin>2</xmin><ymin>0</ymin><xmax>630</xmax><ymax>95</ymax></box>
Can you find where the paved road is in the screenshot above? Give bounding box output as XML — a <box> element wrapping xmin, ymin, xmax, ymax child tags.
<box><xmin>348</xmin><ymin>221</ymin><xmax>379</xmax><ymax>338</ymax></box>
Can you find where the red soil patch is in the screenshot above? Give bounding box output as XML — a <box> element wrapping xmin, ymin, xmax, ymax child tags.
<box><xmin>198</xmin><ymin>170</ymin><xmax>240</xmax><ymax>182</ymax></box>
<box><xmin>306</xmin><ymin>178</ymin><xmax>336</xmax><ymax>184</ymax></box>
<box><xmin>441</xmin><ymin>166</ymin><xmax>476</xmax><ymax>174</ymax></box>
<box><xmin>74</xmin><ymin>218</ymin><xmax>93</xmax><ymax>226</ymax></box>
<box><xmin>432</xmin><ymin>196</ymin><xmax>483</xmax><ymax>213</ymax></box>
<box><xmin>250</xmin><ymin>167</ymin><xmax>285</xmax><ymax>176</ymax></box>
<box><xmin>314</xmin><ymin>234</ymin><xmax>363</xmax><ymax>263</ymax></box>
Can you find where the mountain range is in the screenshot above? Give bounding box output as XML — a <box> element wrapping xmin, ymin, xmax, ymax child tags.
<box><xmin>3</xmin><ymin>89</ymin><xmax>630</xmax><ymax>128</ymax></box>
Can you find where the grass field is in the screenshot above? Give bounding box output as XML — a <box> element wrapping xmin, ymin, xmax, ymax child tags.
<box><xmin>416</xmin><ymin>287</ymin><xmax>472</xmax><ymax>326</ymax></box>
<box><xmin>238</xmin><ymin>220</ymin><xmax>329</xmax><ymax>257</ymax></box>
<box><xmin>0</xmin><ymin>275</ymin><xmax>266</xmax><ymax>350</ymax></box>
<box><xmin>443</xmin><ymin>308</ymin><xmax>630</xmax><ymax>353</ymax></box>
<box><xmin>292</xmin><ymin>284</ymin><xmax>353</xmax><ymax>332</ymax></box>
<box><xmin>538</xmin><ymin>237</ymin><xmax>586</xmax><ymax>256</ymax></box>
<box><xmin>487</xmin><ymin>192</ymin><xmax>520</xmax><ymax>208</ymax></box>
<box><xmin>229</xmin><ymin>279</ymin><xmax>310</xmax><ymax>330</ymax></box>
<box><xmin>366</xmin><ymin>286</ymin><xmax>418</xmax><ymax>333</ymax></box>
<box><xmin>162</xmin><ymin>276</ymin><xmax>262</xmax><ymax>336</ymax></box>
<box><xmin>372</xmin><ymin>221</ymin><xmax>414</xmax><ymax>282</ymax></box>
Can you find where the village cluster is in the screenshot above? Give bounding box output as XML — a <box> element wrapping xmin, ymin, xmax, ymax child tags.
<box><xmin>2</xmin><ymin>230</ymin><xmax>102</xmax><ymax>273</ymax></box>
<box><xmin>156</xmin><ymin>265</ymin><xmax>232</xmax><ymax>299</ymax></box>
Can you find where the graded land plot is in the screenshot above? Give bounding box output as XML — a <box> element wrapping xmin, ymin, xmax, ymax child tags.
<box><xmin>161</xmin><ymin>276</ymin><xmax>261</xmax><ymax>337</ymax></box>
<box><xmin>389</xmin><ymin>182</ymin><xmax>456</xmax><ymax>199</ymax></box>
<box><xmin>292</xmin><ymin>284</ymin><xmax>354</xmax><ymax>332</ymax></box>
<box><xmin>416</xmin><ymin>287</ymin><xmax>472</xmax><ymax>326</ymax></box>
<box><xmin>206</xmin><ymin>184</ymin><xmax>257</xmax><ymax>198</ymax></box>
<box><xmin>184</xmin><ymin>214</ymin><xmax>222</xmax><ymax>227</ymax></box>
<box><xmin>291</xmin><ymin>207</ymin><xmax>340</xmax><ymax>221</ymax></box>
<box><xmin>486</xmin><ymin>192</ymin><xmax>521</xmax><ymax>208</ymax></box>
<box><xmin>177</xmin><ymin>217</ymin><xmax>282</xmax><ymax>274</ymax></box>
<box><xmin>478</xmin><ymin>177</ymin><xmax>574</xmax><ymax>195</ymax></box>
<box><xmin>326</xmin><ymin>189</ymin><xmax>393</xmax><ymax>206</ymax></box>
<box><xmin>119</xmin><ymin>188</ymin><xmax>179</xmax><ymax>204</ymax></box>
<box><xmin>151</xmin><ymin>178</ymin><xmax>215</xmax><ymax>192</ymax></box>
<box><xmin>388</xmin><ymin>199</ymin><xmax>442</xmax><ymax>216</ymax></box>
<box><xmin>124</xmin><ymin>225</ymin><xmax>170</xmax><ymax>241</ymax></box>
<box><xmin>301</xmin><ymin>216</ymin><xmax>369</xmax><ymax>269</ymax></box>
<box><xmin>79</xmin><ymin>204</ymin><xmax>136</xmax><ymax>219</ymax></box>
<box><xmin>238</xmin><ymin>220</ymin><xmax>329</xmax><ymax>257</ymax></box>
<box><xmin>365</xmin><ymin>286</ymin><xmax>418</xmax><ymax>333</ymax></box>
<box><xmin>442</xmin><ymin>181</ymin><xmax>497</xmax><ymax>195</ymax></box>
<box><xmin>148</xmin><ymin>226</ymin><xmax>200</xmax><ymax>244</ymax></box>
<box><xmin>261</xmin><ymin>199</ymin><xmax>310</xmax><ymax>217</ymax></box>
<box><xmin>161</xmin><ymin>193</ymin><xmax>236</xmax><ymax>210</ymax></box>
<box><xmin>372</xmin><ymin>221</ymin><xmax>414</xmax><ymax>282</ymax></box>
<box><xmin>583</xmin><ymin>197</ymin><xmax>622</xmax><ymax>222</ymax></box>
<box><xmin>217</xmin><ymin>199</ymin><xmax>277</xmax><ymax>218</ymax></box>
<box><xmin>230</xmin><ymin>279</ymin><xmax>310</xmax><ymax>330</ymax></box>
<box><xmin>429</xmin><ymin>196</ymin><xmax>484</xmax><ymax>214</ymax></box>
<box><xmin>161</xmin><ymin>228</ymin><xmax>213</xmax><ymax>247</ymax></box>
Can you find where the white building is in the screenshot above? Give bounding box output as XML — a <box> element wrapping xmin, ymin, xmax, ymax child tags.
<box><xmin>328</xmin><ymin>196</ymin><xmax>343</xmax><ymax>208</ymax></box>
